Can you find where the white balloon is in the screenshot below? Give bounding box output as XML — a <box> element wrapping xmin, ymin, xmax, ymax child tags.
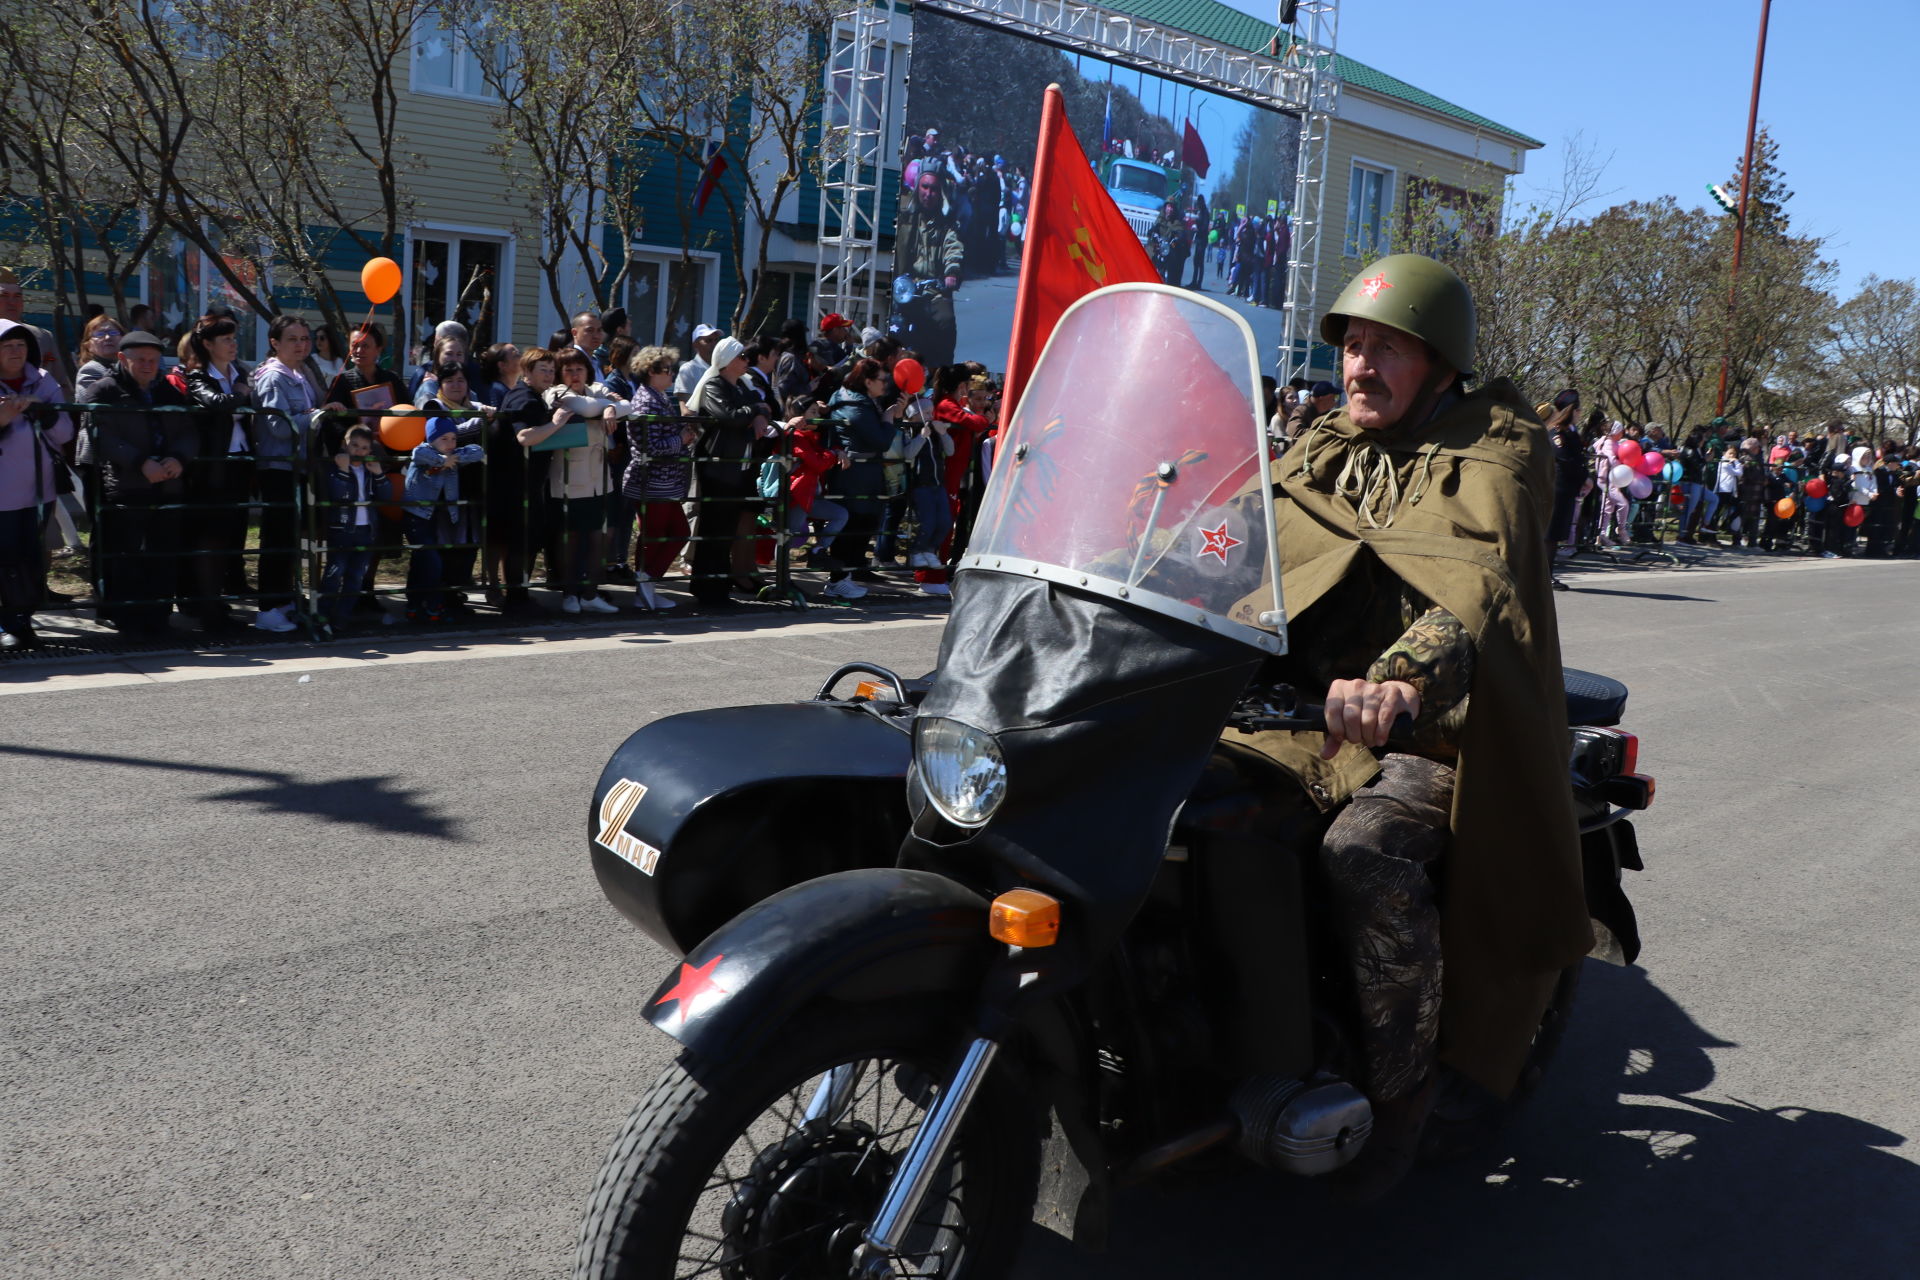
<box><xmin>1610</xmin><ymin>463</ymin><xmax>1638</xmax><ymax>488</ymax></box>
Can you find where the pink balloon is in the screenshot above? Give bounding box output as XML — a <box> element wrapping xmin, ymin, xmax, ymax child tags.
<box><xmin>1616</xmin><ymin>439</ymin><xmax>1645</xmax><ymax>469</ymax></box>
<box><xmin>1639</xmin><ymin>450</ymin><xmax>1665</xmax><ymax>476</ymax></box>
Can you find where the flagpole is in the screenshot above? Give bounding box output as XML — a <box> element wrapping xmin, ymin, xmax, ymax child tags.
<box><xmin>1004</xmin><ymin>84</ymin><xmax>1067</xmax><ymax>416</ymax></box>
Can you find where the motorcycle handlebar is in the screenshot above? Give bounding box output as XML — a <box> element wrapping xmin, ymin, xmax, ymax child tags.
<box><xmin>1232</xmin><ymin>700</ymin><xmax>1416</xmax><ymax>747</ymax></box>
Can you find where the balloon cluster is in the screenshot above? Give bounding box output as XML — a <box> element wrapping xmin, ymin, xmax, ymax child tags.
<box><xmin>1608</xmin><ymin>438</ymin><xmax>1670</xmax><ymax>501</ymax></box>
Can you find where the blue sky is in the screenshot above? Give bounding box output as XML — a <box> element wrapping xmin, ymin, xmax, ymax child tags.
<box><xmin>1225</xmin><ymin>0</ymin><xmax>1917</xmax><ymax>298</ymax></box>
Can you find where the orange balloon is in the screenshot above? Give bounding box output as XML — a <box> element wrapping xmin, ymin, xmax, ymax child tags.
<box><xmin>1774</xmin><ymin>497</ymin><xmax>1796</xmax><ymax>520</ymax></box>
<box><xmin>892</xmin><ymin>357</ymin><xmax>926</xmax><ymax>395</ymax></box>
<box><xmin>378</xmin><ymin>471</ymin><xmax>406</xmax><ymax>522</ymax></box>
<box><xmin>361</xmin><ymin>257</ymin><xmax>403</xmax><ymax>306</ymax></box>
<box><xmin>379</xmin><ymin>403</ymin><xmax>425</xmax><ymax>452</ymax></box>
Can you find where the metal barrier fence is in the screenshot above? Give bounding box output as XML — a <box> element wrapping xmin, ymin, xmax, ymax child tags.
<box><xmin>49</xmin><ymin>397</ymin><xmax>980</xmax><ymax>641</ymax></box>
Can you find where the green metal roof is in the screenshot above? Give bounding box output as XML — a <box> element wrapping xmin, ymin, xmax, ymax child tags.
<box><xmin>1100</xmin><ymin>0</ymin><xmax>1544</xmax><ymax>148</ymax></box>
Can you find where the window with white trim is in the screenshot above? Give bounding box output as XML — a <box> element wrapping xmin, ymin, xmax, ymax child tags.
<box><xmin>412</xmin><ymin>8</ymin><xmax>503</xmax><ymax>101</ymax></box>
<box><xmin>1345</xmin><ymin>162</ymin><xmax>1392</xmax><ymax>259</ymax></box>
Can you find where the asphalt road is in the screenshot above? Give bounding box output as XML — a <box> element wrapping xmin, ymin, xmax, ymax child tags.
<box><xmin>5</xmin><ymin>558</ymin><xmax>1918</xmax><ymax>1278</ymax></box>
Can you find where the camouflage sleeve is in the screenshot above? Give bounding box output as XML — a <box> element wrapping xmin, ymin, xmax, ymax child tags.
<box><xmin>940</xmin><ymin>225</ymin><xmax>966</xmax><ymax>278</ymax></box>
<box><xmin>1366</xmin><ymin>604</ymin><xmax>1475</xmax><ymax>753</ymax></box>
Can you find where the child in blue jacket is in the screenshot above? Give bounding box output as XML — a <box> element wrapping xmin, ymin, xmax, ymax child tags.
<box><xmin>404</xmin><ymin>416</ymin><xmax>484</xmax><ymax>621</ymax></box>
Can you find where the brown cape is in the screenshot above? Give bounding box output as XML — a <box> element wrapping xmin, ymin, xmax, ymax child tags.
<box><xmin>1226</xmin><ymin>379</ymin><xmax>1593</xmax><ymax>1096</ymax></box>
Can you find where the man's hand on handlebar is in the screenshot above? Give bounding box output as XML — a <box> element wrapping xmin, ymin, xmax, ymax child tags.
<box><xmin>1320</xmin><ymin>678</ymin><xmax>1421</xmax><ymax>759</ymax></box>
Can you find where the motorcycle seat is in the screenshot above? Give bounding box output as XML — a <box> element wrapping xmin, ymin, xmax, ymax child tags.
<box><xmin>1563</xmin><ymin>667</ymin><xmax>1628</xmax><ymax>727</ymax></box>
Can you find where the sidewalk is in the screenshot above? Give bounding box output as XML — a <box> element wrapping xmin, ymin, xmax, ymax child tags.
<box><xmin>0</xmin><ymin>562</ymin><xmax>948</xmax><ymax>671</ymax></box>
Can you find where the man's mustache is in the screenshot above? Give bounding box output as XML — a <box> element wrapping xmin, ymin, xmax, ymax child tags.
<box><xmin>1348</xmin><ymin>378</ymin><xmax>1390</xmax><ymax>399</ymax></box>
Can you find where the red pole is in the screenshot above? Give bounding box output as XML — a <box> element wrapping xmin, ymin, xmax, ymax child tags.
<box><xmin>1716</xmin><ymin>0</ymin><xmax>1773</xmax><ymax>418</ymax></box>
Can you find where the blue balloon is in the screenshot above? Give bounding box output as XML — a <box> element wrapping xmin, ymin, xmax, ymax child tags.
<box><xmin>1806</xmin><ymin>495</ymin><xmax>1827</xmax><ymax>512</ymax></box>
<box><xmin>1662</xmin><ymin>459</ymin><xmax>1682</xmax><ymax>482</ymax></box>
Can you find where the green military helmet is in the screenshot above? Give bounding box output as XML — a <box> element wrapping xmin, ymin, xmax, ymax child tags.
<box><xmin>1319</xmin><ymin>253</ymin><xmax>1476</xmax><ymax>378</ymax></box>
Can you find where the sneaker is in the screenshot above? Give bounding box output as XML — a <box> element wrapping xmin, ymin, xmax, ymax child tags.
<box><xmin>822</xmin><ymin>577</ymin><xmax>868</xmax><ymax>600</ymax></box>
<box><xmin>581</xmin><ymin>595</ymin><xmax>619</xmax><ymax>614</ymax></box>
<box><xmin>1821</xmin><ymin>550</ymin><xmax>1838</xmax><ymax>558</ymax></box>
<box><xmin>562</xmin><ymin>594</ymin><xmax>583</xmax><ymax>615</ymax></box>
<box><xmin>918</xmin><ymin>582</ymin><xmax>952</xmax><ymax>598</ymax></box>
<box><xmin>253</xmin><ymin>606</ymin><xmax>296</xmax><ymax>633</ymax></box>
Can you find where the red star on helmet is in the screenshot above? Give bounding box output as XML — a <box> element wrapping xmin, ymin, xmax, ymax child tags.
<box><xmin>1197</xmin><ymin>521</ymin><xmax>1243</xmax><ymax>563</ymax></box>
<box><xmin>654</xmin><ymin>954</ymin><xmax>727</xmax><ymax>1025</ymax></box>
<box><xmin>1358</xmin><ymin>272</ymin><xmax>1393</xmax><ymax>300</ymax></box>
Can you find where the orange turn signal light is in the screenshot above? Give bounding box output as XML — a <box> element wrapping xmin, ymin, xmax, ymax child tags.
<box><xmin>853</xmin><ymin>679</ymin><xmax>890</xmax><ymax>701</ymax></box>
<box><xmin>989</xmin><ymin>889</ymin><xmax>1061</xmax><ymax>948</ymax></box>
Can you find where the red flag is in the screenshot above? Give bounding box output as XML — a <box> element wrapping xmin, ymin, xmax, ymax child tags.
<box><xmin>1003</xmin><ymin>84</ymin><xmax>1158</xmax><ymax>415</ymax></box>
<box><xmin>1181</xmin><ymin>119</ymin><xmax>1211</xmax><ymax>179</ymax></box>
<box><xmin>694</xmin><ymin>140</ymin><xmax>728</xmax><ymax>213</ymax></box>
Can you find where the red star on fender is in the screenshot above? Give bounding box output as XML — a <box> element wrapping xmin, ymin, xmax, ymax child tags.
<box><xmin>1197</xmin><ymin>521</ymin><xmax>1243</xmax><ymax>563</ymax></box>
<box><xmin>1359</xmin><ymin>272</ymin><xmax>1393</xmax><ymax>300</ymax></box>
<box><xmin>655</xmin><ymin>954</ymin><xmax>727</xmax><ymax>1025</ymax></box>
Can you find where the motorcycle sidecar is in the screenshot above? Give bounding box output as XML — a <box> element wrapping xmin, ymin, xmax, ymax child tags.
<box><xmin>588</xmin><ymin>692</ymin><xmax>918</xmax><ymax>957</ymax></box>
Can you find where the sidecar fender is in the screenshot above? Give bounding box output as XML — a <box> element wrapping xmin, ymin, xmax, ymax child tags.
<box><xmin>642</xmin><ymin>868</ymin><xmax>994</xmax><ymax>1061</ymax></box>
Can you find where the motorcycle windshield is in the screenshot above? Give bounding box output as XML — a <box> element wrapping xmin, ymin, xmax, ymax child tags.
<box><xmin>963</xmin><ymin>284</ymin><xmax>1287</xmax><ymax>653</ymax></box>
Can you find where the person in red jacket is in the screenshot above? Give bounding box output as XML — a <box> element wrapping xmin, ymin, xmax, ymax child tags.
<box><xmin>912</xmin><ymin>371</ymin><xmax>996</xmax><ymax>592</ymax></box>
<box><xmin>782</xmin><ymin>399</ymin><xmax>852</xmax><ymax>586</ymax></box>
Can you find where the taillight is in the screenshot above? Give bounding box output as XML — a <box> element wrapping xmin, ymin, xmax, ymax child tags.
<box><xmin>1570</xmin><ymin>727</ymin><xmax>1651</xmax><ymax>806</ymax></box>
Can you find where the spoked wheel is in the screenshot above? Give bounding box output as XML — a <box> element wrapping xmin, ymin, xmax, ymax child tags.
<box><xmin>574</xmin><ymin>1006</ymin><xmax>1037</xmax><ymax>1280</ymax></box>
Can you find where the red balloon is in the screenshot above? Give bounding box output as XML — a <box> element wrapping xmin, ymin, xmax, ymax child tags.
<box><xmin>892</xmin><ymin>357</ymin><xmax>926</xmax><ymax>395</ymax></box>
<box><xmin>1669</xmin><ymin>485</ymin><xmax>1686</xmax><ymax>508</ymax></box>
<box><xmin>1805</xmin><ymin>476</ymin><xmax>1828</xmax><ymax>499</ymax></box>
<box><xmin>1616</xmin><ymin>439</ymin><xmax>1644</xmax><ymax>469</ymax></box>
<box><xmin>1844</xmin><ymin>503</ymin><xmax>1867</xmax><ymax>528</ymax></box>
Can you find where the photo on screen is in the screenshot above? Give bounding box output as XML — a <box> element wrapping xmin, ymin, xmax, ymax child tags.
<box><xmin>891</xmin><ymin>8</ymin><xmax>1302</xmax><ymax>374</ymax></box>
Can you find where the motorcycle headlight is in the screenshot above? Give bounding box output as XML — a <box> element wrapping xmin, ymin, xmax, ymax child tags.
<box><xmin>892</xmin><ymin>274</ymin><xmax>917</xmax><ymax>306</ymax></box>
<box><xmin>913</xmin><ymin>717</ymin><xmax>1008</xmax><ymax>828</ymax></box>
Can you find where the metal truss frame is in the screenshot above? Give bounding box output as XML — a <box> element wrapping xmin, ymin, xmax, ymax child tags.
<box><xmin>814</xmin><ymin>1</ymin><xmax>900</xmax><ymax>331</ymax></box>
<box><xmin>1279</xmin><ymin>1</ymin><xmax>1340</xmax><ymax>382</ymax></box>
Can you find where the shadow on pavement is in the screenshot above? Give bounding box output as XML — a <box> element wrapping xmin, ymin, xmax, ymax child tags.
<box><xmin>0</xmin><ymin>743</ymin><xmax>462</xmax><ymax>841</ymax></box>
<box><xmin>1015</xmin><ymin>962</ymin><xmax>1918</xmax><ymax>1277</ymax></box>
<box><xmin>1565</xmin><ymin>587</ymin><xmax>1715</xmax><ymax>602</ymax></box>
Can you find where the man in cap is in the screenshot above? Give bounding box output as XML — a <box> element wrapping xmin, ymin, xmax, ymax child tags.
<box><xmin>674</xmin><ymin>324</ymin><xmax>722</xmax><ymax>411</ymax></box>
<box><xmin>1226</xmin><ymin>254</ymin><xmax>1586</xmax><ymax>1196</ymax></box>
<box><xmin>816</xmin><ymin>312</ymin><xmax>857</xmax><ymax>368</ymax></box>
<box><xmin>890</xmin><ymin>168</ymin><xmax>965</xmax><ymax>368</ymax></box>
<box><xmin>78</xmin><ymin>330</ymin><xmax>196</xmax><ymax>636</ymax></box>
<box><xmin>1278</xmin><ymin>378</ymin><xmax>1341</xmax><ymax>450</ymax></box>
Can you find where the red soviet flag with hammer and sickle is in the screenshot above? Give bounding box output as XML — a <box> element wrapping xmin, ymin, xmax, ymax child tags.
<box><xmin>1002</xmin><ymin>83</ymin><xmax>1159</xmax><ymax>416</ymax></box>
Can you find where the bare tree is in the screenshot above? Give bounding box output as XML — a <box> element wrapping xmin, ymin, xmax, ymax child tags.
<box><xmin>460</xmin><ymin>0</ymin><xmax>665</xmax><ymax>321</ymax></box>
<box><xmin>637</xmin><ymin>0</ymin><xmax>835</xmax><ymax>334</ymax></box>
<box><xmin>1830</xmin><ymin>276</ymin><xmax>1920</xmax><ymax>444</ymax></box>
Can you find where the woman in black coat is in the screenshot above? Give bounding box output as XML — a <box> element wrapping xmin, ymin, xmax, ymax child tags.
<box><xmin>823</xmin><ymin>358</ymin><xmax>903</xmax><ymax>598</ymax></box>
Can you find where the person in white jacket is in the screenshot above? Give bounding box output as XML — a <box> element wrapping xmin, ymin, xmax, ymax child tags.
<box><xmin>516</xmin><ymin>347</ymin><xmax>635</xmax><ymax>614</ymax></box>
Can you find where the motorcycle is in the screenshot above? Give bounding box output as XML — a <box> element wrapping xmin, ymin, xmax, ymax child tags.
<box><xmin>886</xmin><ymin>274</ymin><xmax>954</xmax><ymax>365</ymax></box>
<box><xmin>574</xmin><ymin>285</ymin><xmax>1655</xmax><ymax>1278</ymax></box>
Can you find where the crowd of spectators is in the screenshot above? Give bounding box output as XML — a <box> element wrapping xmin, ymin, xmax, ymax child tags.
<box><xmin>0</xmin><ymin>286</ymin><xmax>1003</xmax><ymax>650</ymax></box>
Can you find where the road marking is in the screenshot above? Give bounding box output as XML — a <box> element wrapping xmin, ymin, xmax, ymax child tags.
<box><xmin>0</xmin><ymin>613</ymin><xmax>949</xmax><ymax>698</ymax></box>
<box><xmin>1560</xmin><ymin>556</ymin><xmax>1916</xmax><ymax>586</ymax></box>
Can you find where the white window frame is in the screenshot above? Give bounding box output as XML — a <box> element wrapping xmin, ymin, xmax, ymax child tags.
<box><xmin>626</xmin><ymin>243</ymin><xmax>722</xmax><ymax>350</ymax></box>
<box><xmin>410</xmin><ymin>6</ymin><xmax>503</xmax><ymax>103</ymax></box>
<box><xmin>403</xmin><ymin>222</ymin><xmax>516</xmax><ymax>371</ymax></box>
<box><xmin>1345</xmin><ymin>158</ymin><xmax>1396</xmax><ymax>260</ymax></box>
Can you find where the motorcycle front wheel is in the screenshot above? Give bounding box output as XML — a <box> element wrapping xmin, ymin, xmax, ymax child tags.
<box><xmin>574</xmin><ymin>1002</ymin><xmax>1038</xmax><ymax>1279</ymax></box>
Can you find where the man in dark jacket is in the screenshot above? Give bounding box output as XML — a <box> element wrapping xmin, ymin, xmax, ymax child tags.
<box><xmin>79</xmin><ymin>331</ymin><xmax>196</xmax><ymax>635</ymax></box>
<box><xmin>1281</xmin><ymin>380</ymin><xmax>1341</xmax><ymax>450</ymax></box>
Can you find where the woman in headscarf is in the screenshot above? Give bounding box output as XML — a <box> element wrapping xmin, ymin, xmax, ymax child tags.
<box><xmin>687</xmin><ymin>336</ymin><xmax>772</xmax><ymax>605</ymax></box>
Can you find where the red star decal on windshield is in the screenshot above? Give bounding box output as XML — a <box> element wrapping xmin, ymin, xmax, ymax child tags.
<box><xmin>1197</xmin><ymin>521</ymin><xmax>1243</xmax><ymax>563</ymax></box>
<box><xmin>1358</xmin><ymin>272</ymin><xmax>1393</xmax><ymax>300</ymax></box>
<box><xmin>655</xmin><ymin>954</ymin><xmax>727</xmax><ymax>1025</ymax></box>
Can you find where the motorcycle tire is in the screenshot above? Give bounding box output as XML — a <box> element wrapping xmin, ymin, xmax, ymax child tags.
<box><xmin>573</xmin><ymin>1001</ymin><xmax>1039</xmax><ymax>1280</ymax></box>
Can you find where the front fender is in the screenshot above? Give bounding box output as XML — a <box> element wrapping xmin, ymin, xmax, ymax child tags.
<box><xmin>644</xmin><ymin>868</ymin><xmax>994</xmax><ymax>1060</ymax></box>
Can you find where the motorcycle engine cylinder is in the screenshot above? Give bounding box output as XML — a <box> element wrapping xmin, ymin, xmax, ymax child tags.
<box><xmin>1229</xmin><ymin>1076</ymin><xmax>1374</xmax><ymax>1176</ymax></box>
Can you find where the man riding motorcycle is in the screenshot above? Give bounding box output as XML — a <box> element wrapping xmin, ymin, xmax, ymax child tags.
<box><xmin>890</xmin><ymin>168</ymin><xmax>964</xmax><ymax>368</ymax></box>
<box><xmin>1225</xmin><ymin>253</ymin><xmax>1590</xmax><ymax>1194</ymax></box>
